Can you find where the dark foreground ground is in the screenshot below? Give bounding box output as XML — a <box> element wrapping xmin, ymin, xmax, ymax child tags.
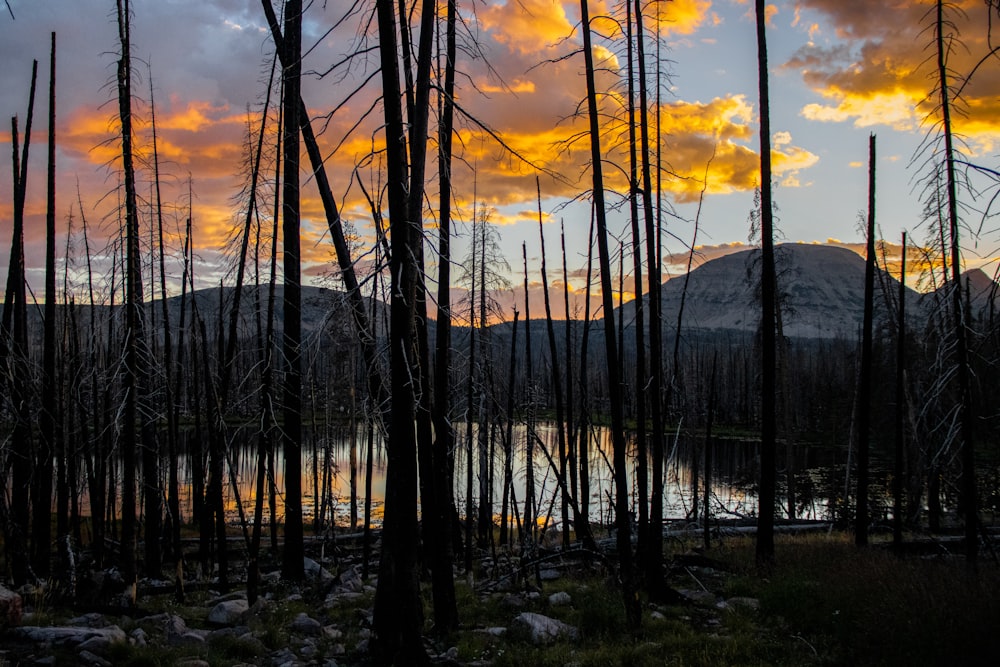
<box><xmin>2</xmin><ymin>529</ymin><xmax>999</xmax><ymax>666</ymax></box>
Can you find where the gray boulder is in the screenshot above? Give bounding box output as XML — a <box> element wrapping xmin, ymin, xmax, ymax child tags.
<box><xmin>208</xmin><ymin>598</ymin><xmax>250</xmax><ymax>626</ymax></box>
<box><xmin>512</xmin><ymin>612</ymin><xmax>578</xmax><ymax>644</ymax></box>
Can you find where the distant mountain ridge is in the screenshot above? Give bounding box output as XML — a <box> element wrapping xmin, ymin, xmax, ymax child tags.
<box><xmin>630</xmin><ymin>244</ymin><xmax>922</xmax><ymax>340</ymax></box>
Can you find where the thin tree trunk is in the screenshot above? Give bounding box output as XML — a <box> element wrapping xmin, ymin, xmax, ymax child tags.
<box><xmin>522</xmin><ymin>243</ymin><xmax>535</xmax><ymax>545</ymax></box>
<box><xmin>856</xmin><ymin>134</ymin><xmax>876</xmax><ymax>547</ymax></box>
<box><xmin>754</xmin><ymin>0</ymin><xmax>778</xmax><ymax>568</ymax></box>
<box><xmin>280</xmin><ymin>0</ymin><xmax>305</xmax><ymax>581</ymax></box>
<box><xmin>40</xmin><ymin>32</ymin><xmax>58</xmax><ymax>579</ymax></box>
<box><xmin>633</xmin><ymin>0</ymin><xmax>666</xmax><ymax>593</ymax></box>
<box><xmin>536</xmin><ymin>188</ymin><xmax>570</xmax><ymax>548</ymax></box>
<box><xmin>893</xmin><ymin>232</ymin><xmax>907</xmax><ymax>552</ymax></box>
<box><xmin>623</xmin><ymin>0</ymin><xmax>648</xmax><ymax>562</ymax></box>
<box><xmin>579</xmin><ymin>0</ymin><xmax>641</xmax><ymax>629</ymax></box>
<box><xmin>936</xmin><ymin>0</ymin><xmax>978</xmax><ymax>563</ymax></box>
<box><xmin>429</xmin><ymin>0</ymin><xmax>459</xmax><ymax>630</ymax></box>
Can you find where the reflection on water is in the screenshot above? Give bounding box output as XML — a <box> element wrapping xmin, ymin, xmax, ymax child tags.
<box><xmin>165</xmin><ymin>422</ymin><xmax>896</xmax><ymax>532</ymax></box>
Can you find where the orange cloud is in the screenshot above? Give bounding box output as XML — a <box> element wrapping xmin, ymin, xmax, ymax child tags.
<box><xmin>787</xmin><ymin>0</ymin><xmax>1000</xmax><ymax>152</ymax></box>
<box><xmin>479</xmin><ymin>0</ymin><xmax>575</xmax><ymax>55</ymax></box>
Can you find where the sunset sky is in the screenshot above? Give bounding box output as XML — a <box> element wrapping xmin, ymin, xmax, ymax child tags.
<box><xmin>2</xmin><ymin>0</ymin><xmax>999</xmax><ymax>318</ymax></box>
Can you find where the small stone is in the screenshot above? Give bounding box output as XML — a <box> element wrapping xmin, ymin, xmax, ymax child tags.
<box><xmin>337</xmin><ymin>566</ymin><xmax>364</xmax><ymax>593</ymax></box>
<box><xmin>176</xmin><ymin>661</ymin><xmax>211</xmax><ymax>667</ymax></box>
<box><xmin>485</xmin><ymin>627</ymin><xmax>507</xmax><ymax>637</ymax></box>
<box><xmin>548</xmin><ymin>591</ymin><xmax>571</xmax><ymax>606</ymax></box>
<box><xmin>323</xmin><ymin>625</ymin><xmax>343</xmax><ymax>640</ymax></box>
<box><xmin>650</xmin><ymin>610</ymin><xmax>666</xmax><ymax>621</ymax></box>
<box><xmin>303</xmin><ymin>557</ymin><xmax>335</xmax><ymax>583</ymax></box>
<box><xmin>130</xmin><ymin>627</ymin><xmax>148</xmax><ymax>647</ymax></box>
<box><xmin>444</xmin><ymin>646</ymin><xmax>459</xmax><ymax>660</ymax></box>
<box><xmin>725</xmin><ymin>596</ymin><xmax>761</xmax><ymax>611</ymax></box>
<box><xmin>210</xmin><ymin>590</ymin><xmax>248</xmax><ymax>605</ymax></box>
<box><xmin>77</xmin><ymin>633</ymin><xmax>115</xmax><ymax>653</ymax></box>
<box><xmin>677</xmin><ymin>588</ymin><xmax>716</xmax><ymax>607</ymax></box>
<box><xmin>67</xmin><ymin>612</ymin><xmax>106</xmax><ymax>628</ymax></box>
<box><xmin>512</xmin><ymin>612</ymin><xmax>578</xmax><ymax>645</ymax></box>
<box><xmin>208</xmin><ymin>598</ymin><xmax>250</xmax><ymax>625</ymax></box>
<box><xmin>77</xmin><ymin>650</ymin><xmax>112</xmax><ymax>667</ymax></box>
<box><xmin>501</xmin><ymin>593</ymin><xmax>525</xmax><ymax>608</ymax></box>
<box><xmin>291</xmin><ymin>612</ymin><xmax>322</xmax><ymax>636</ymax></box>
<box><xmin>539</xmin><ymin>569</ymin><xmax>561</xmax><ymax>581</ymax></box>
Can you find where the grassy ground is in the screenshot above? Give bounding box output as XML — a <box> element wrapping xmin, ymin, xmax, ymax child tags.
<box><xmin>5</xmin><ymin>531</ymin><xmax>1000</xmax><ymax>665</ymax></box>
<box><xmin>434</xmin><ymin>532</ymin><xmax>1000</xmax><ymax>667</ymax></box>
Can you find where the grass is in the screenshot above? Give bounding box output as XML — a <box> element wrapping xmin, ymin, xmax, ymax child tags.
<box><xmin>436</xmin><ymin>533</ymin><xmax>1000</xmax><ymax>666</ymax></box>
<box><xmin>6</xmin><ymin>532</ymin><xmax>1000</xmax><ymax>665</ymax></box>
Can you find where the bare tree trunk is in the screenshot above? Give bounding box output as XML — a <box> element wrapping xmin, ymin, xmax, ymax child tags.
<box><xmin>894</xmin><ymin>232</ymin><xmax>907</xmax><ymax>552</ymax></box>
<box><xmin>856</xmin><ymin>134</ymin><xmax>877</xmax><ymax>547</ymax></box>
<box><xmin>623</xmin><ymin>0</ymin><xmax>648</xmax><ymax>562</ymax></box>
<box><xmin>522</xmin><ymin>243</ymin><xmax>535</xmax><ymax>545</ymax></box>
<box><xmin>936</xmin><ymin>0</ymin><xmax>978</xmax><ymax>563</ymax></box>
<box><xmin>633</xmin><ymin>0</ymin><xmax>666</xmax><ymax>592</ymax></box>
<box><xmin>577</xmin><ymin>217</ymin><xmax>595</xmax><ymax>528</ymax></box>
<box><xmin>536</xmin><ymin>188</ymin><xmax>571</xmax><ymax>548</ymax></box>
<box><xmin>279</xmin><ymin>0</ymin><xmax>305</xmax><ymax>581</ymax></box>
<box><xmin>579</xmin><ymin>0</ymin><xmax>641</xmax><ymax>629</ymax></box>
<box><xmin>3</xmin><ymin>70</ymin><xmax>36</xmax><ymax>583</ymax></box>
<box><xmin>117</xmin><ymin>0</ymin><xmax>157</xmax><ymax>589</ymax></box>
<box><xmin>429</xmin><ymin>0</ymin><xmax>459</xmax><ymax>630</ymax></box>
<box><xmin>371</xmin><ymin>0</ymin><xmax>429</xmax><ymax>659</ymax></box>
<box><xmin>40</xmin><ymin>33</ymin><xmax>58</xmax><ymax>579</ymax></box>
<box><xmin>754</xmin><ymin>0</ymin><xmax>778</xmax><ymax>568</ymax></box>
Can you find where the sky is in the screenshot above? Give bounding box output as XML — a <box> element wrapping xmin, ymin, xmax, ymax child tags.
<box><xmin>1</xmin><ymin>0</ymin><xmax>999</xmax><ymax>319</ymax></box>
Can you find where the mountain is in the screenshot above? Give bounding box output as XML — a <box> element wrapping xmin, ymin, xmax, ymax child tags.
<box><xmin>644</xmin><ymin>243</ymin><xmax>919</xmax><ymax>340</ymax></box>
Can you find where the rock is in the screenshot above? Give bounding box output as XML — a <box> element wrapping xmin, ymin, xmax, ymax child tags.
<box><xmin>337</xmin><ymin>565</ymin><xmax>364</xmax><ymax>593</ymax></box>
<box><xmin>677</xmin><ymin>588</ymin><xmax>717</xmax><ymax>607</ymax></box>
<box><xmin>323</xmin><ymin>625</ymin><xmax>343</xmax><ymax>640</ymax></box>
<box><xmin>77</xmin><ymin>633</ymin><xmax>117</xmax><ymax>654</ymax></box>
<box><xmin>67</xmin><ymin>612</ymin><xmax>106</xmax><ymax>628</ymax></box>
<box><xmin>77</xmin><ymin>649</ymin><xmax>112</xmax><ymax>667</ymax></box>
<box><xmin>548</xmin><ymin>591</ymin><xmax>571</xmax><ymax>606</ymax></box>
<box><xmin>208</xmin><ymin>598</ymin><xmax>250</xmax><ymax>625</ymax></box>
<box><xmin>0</xmin><ymin>584</ymin><xmax>23</xmax><ymax>628</ymax></box>
<box><xmin>285</xmin><ymin>593</ymin><xmax>303</xmax><ymax>603</ymax></box>
<box><xmin>210</xmin><ymin>590</ymin><xmax>248</xmax><ymax>604</ymax></box>
<box><xmin>720</xmin><ymin>596</ymin><xmax>761</xmax><ymax>612</ymax></box>
<box><xmin>303</xmin><ymin>557</ymin><xmax>335</xmax><ymax>583</ymax></box>
<box><xmin>444</xmin><ymin>646</ymin><xmax>459</xmax><ymax>660</ymax></box>
<box><xmin>649</xmin><ymin>610</ymin><xmax>667</xmax><ymax>621</ymax></box>
<box><xmin>13</xmin><ymin>625</ymin><xmax>126</xmax><ymax>648</ymax></box>
<box><xmin>211</xmin><ymin>625</ymin><xmax>253</xmax><ymax>639</ymax></box>
<box><xmin>176</xmin><ymin>661</ymin><xmax>211</xmax><ymax>667</ymax></box>
<box><xmin>485</xmin><ymin>627</ymin><xmax>507</xmax><ymax>637</ymax></box>
<box><xmin>539</xmin><ymin>569</ymin><xmax>561</xmax><ymax>581</ymax></box>
<box><xmin>163</xmin><ymin>615</ymin><xmax>207</xmax><ymax>646</ymax></box>
<box><xmin>501</xmin><ymin>593</ymin><xmax>525</xmax><ymax>608</ymax></box>
<box><xmin>129</xmin><ymin>627</ymin><xmax>148</xmax><ymax>647</ymax></box>
<box><xmin>512</xmin><ymin>612</ymin><xmax>578</xmax><ymax>645</ymax></box>
<box><xmin>291</xmin><ymin>612</ymin><xmax>322</xmax><ymax>636</ymax></box>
